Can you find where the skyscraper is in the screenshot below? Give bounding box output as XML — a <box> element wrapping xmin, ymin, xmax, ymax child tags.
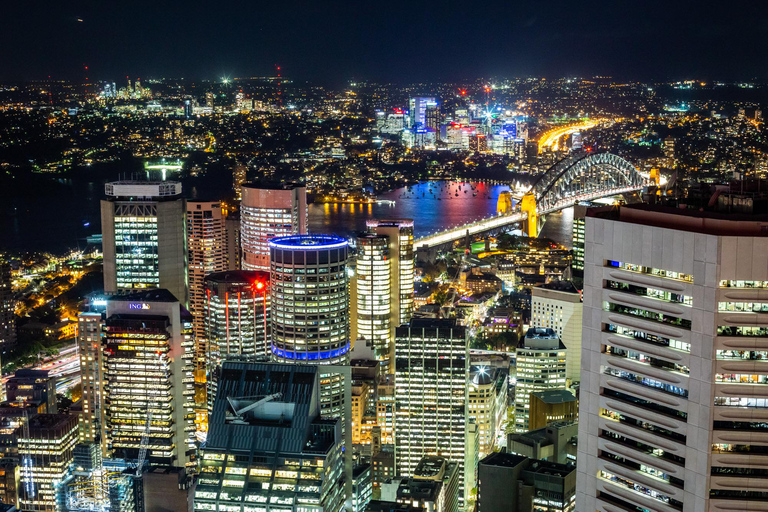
<box><xmin>355</xmin><ymin>219</ymin><xmax>414</xmax><ymax>370</ymax></box>
<box><xmin>395</xmin><ymin>319</ymin><xmax>470</xmax><ymax>507</ymax></box>
<box><xmin>240</xmin><ymin>184</ymin><xmax>308</xmax><ymax>271</ymax></box>
<box><xmin>202</xmin><ymin>270</ymin><xmax>270</xmax><ymax>415</ymax></box>
<box><xmin>513</xmin><ymin>328</ymin><xmax>567</xmax><ymax>433</ymax></box>
<box><xmin>577</xmin><ymin>203</ymin><xmax>768</xmax><ymax>512</ymax></box>
<box><xmin>77</xmin><ymin>311</ymin><xmax>104</xmax><ymax>445</ymax></box>
<box><xmin>0</xmin><ymin>262</ymin><xmax>16</xmax><ymax>354</ymax></box>
<box><xmin>186</xmin><ymin>201</ymin><xmax>227</xmax><ymax>342</ymax></box>
<box><xmin>101</xmin><ymin>181</ymin><xmax>188</xmax><ymax>305</ymax></box>
<box><xmin>269</xmin><ymin>235</ymin><xmax>350</xmax><ymax>417</ymax></box>
<box><xmin>194</xmin><ymin>361</ymin><xmax>348</xmax><ymax>512</ymax></box>
<box><xmin>408</xmin><ymin>97</ymin><xmax>437</xmax><ymax>128</ymax></box>
<box><xmin>102</xmin><ymin>290</ymin><xmax>195</xmax><ymax>469</ymax></box>
<box><xmin>530</xmin><ymin>281</ymin><xmax>583</xmax><ymax>385</ymax></box>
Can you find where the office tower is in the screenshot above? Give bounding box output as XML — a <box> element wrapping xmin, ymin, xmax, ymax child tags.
<box><xmin>202</xmin><ymin>270</ymin><xmax>270</xmax><ymax>414</ymax></box>
<box><xmin>77</xmin><ymin>312</ymin><xmax>104</xmax><ymax>444</ymax></box>
<box><xmin>194</xmin><ymin>361</ymin><xmax>348</xmax><ymax>512</ymax></box>
<box><xmin>57</xmin><ymin>447</ymin><xmax>140</xmax><ymax>512</ymax></box>
<box><xmin>184</xmin><ymin>99</ymin><xmax>193</xmax><ymax>118</ymax></box>
<box><xmin>469</xmin><ymin>134</ymin><xmax>487</xmax><ymax>152</ymax></box>
<box><xmin>425</xmin><ymin>105</ymin><xmax>440</xmax><ymax>134</ymax></box>
<box><xmin>571</xmin><ymin>204</ymin><xmax>587</xmax><ymax>273</ymax></box>
<box><xmin>408</xmin><ymin>97</ymin><xmax>437</xmax><ymax>128</ymax></box>
<box><xmin>663</xmin><ymin>135</ymin><xmax>675</xmax><ymax>159</ymax></box>
<box><xmin>507</xmin><ymin>420</ymin><xmax>578</xmax><ymax>464</ymax></box>
<box><xmin>6</xmin><ymin>369</ymin><xmax>56</xmax><ymax>413</ymax></box>
<box><xmin>530</xmin><ymin>281</ymin><xmax>583</xmax><ymax>385</ymax></box>
<box><xmin>352</xmin><ymin>464</ymin><xmax>373</xmax><ymax>512</ymax></box>
<box><xmin>355</xmin><ymin>219</ymin><xmax>414</xmax><ymax>370</ymax></box>
<box><xmin>101</xmin><ymin>181</ymin><xmax>188</xmax><ymax>306</ymax></box>
<box><xmin>528</xmin><ymin>390</ymin><xmax>577</xmax><ymax>431</ymax></box>
<box><xmin>478</xmin><ymin>453</ymin><xmax>576</xmax><ymax>512</ymax></box>
<box><xmin>225</xmin><ymin>213</ymin><xmax>241</xmax><ymax>270</ymax></box>
<box><xmin>232</xmin><ymin>164</ymin><xmax>247</xmax><ymax>200</ymax></box>
<box><xmin>0</xmin><ymin>463</ymin><xmax>17</xmax><ymax>506</ymax></box>
<box><xmin>103</xmin><ymin>290</ymin><xmax>194</xmax><ymax>469</ymax></box>
<box><xmin>371</xmin><ymin>456</ymin><xmax>460</xmax><ymax>512</ymax></box>
<box><xmin>18</xmin><ymin>414</ymin><xmax>79</xmax><ymax>512</ymax></box>
<box><xmin>513</xmin><ymin>328</ymin><xmax>567</xmax><ymax>433</ymax></box>
<box><xmin>240</xmin><ymin>184</ymin><xmax>308</xmax><ymax>271</ymax></box>
<box><xmin>186</xmin><ymin>201</ymin><xmax>227</xmax><ymax>342</ymax></box>
<box><xmin>395</xmin><ymin>319</ymin><xmax>470</xmax><ymax>507</ymax></box>
<box><xmin>205</xmin><ymin>91</ymin><xmax>214</xmax><ymax>108</ymax></box>
<box><xmin>269</xmin><ymin>235</ymin><xmax>350</xmax><ymax>417</ymax></box>
<box><xmin>570</xmin><ymin>131</ymin><xmax>583</xmax><ymax>150</ymax></box>
<box><xmin>0</xmin><ymin>262</ymin><xmax>16</xmax><ymax>354</ymax></box>
<box><xmin>468</xmin><ymin>366</ymin><xmax>507</xmax><ymax>457</ymax></box>
<box><xmin>575</xmin><ymin>203</ymin><xmax>768</xmax><ymax>512</ymax></box>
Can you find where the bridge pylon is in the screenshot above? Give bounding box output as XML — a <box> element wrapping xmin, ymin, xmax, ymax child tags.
<box><xmin>521</xmin><ymin>192</ymin><xmax>538</xmax><ymax>238</ymax></box>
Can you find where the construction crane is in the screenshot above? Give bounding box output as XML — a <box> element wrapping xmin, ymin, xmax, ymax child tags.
<box><xmin>226</xmin><ymin>393</ymin><xmax>282</xmax><ymax>424</ymax></box>
<box><xmin>134</xmin><ymin>351</ymin><xmax>168</xmax><ymax>476</ymax></box>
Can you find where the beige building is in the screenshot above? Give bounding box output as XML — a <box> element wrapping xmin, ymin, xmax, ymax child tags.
<box><xmin>529</xmin><ymin>389</ymin><xmax>577</xmax><ymax>431</ymax></box>
<box><xmin>531</xmin><ymin>281</ymin><xmax>583</xmax><ymax>385</ymax></box>
<box><xmin>468</xmin><ymin>365</ymin><xmax>508</xmax><ymax>457</ymax></box>
<box><xmin>578</xmin><ymin>203</ymin><xmax>768</xmax><ymax>512</ymax></box>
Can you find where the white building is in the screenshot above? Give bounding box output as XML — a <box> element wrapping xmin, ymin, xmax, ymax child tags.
<box><xmin>577</xmin><ymin>203</ymin><xmax>768</xmax><ymax>512</ymax></box>
<box><xmin>531</xmin><ymin>281</ymin><xmax>583</xmax><ymax>385</ymax></box>
<box><xmin>468</xmin><ymin>365</ymin><xmax>508</xmax><ymax>457</ymax></box>
<box><xmin>514</xmin><ymin>327</ymin><xmax>567</xmax><ymax>433</ymax></box>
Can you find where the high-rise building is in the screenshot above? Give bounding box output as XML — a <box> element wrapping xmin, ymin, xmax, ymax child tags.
<box><xmin>269</xmin><ymin>235</ymin><xmax>350</xmax><ymax>417</ymax></box>
<box><xmin>102</xmin><ymin>290</ymin><xmax>195</xmax><ymax>469</ymax></box>
<box><xmin>372</xmin><ymin>456</ymin><xmax>460</xmax><ymax>512</ymax></box>
<box><xmin>186</xmin><ymin>201</ymin><xmax>227</xmax><ymax>342</ymax></box>
<box><xmin>528</xmin><ymin>390</ymin><xmax>577</xmax><ymax>431</ymax></box>
<box><xmin>355</xmin><ymin>220</ymin><xmax>414</xmax><ymax>370</ymax></box>
<box><xmin>408</xmin><ymin>97</ymin><xmax>437</xmax><ymax>129</ymax></box>
<box><xmin>77</xmin><ymin>312</ymin><xmax>104</xmax><ymax>445</ymax></box>
<box><xmin>232</xmin><ymin>164</ymin><xmax>247</xmax><ymax>201</ymax></box>
<box><xmin>18</xmin><ymin>413</ymin><xmax>79</xmax><ymax>512</ymax></box>
<box><xmin>577</xmin><ymin>203</ymin><xmax>768</xmax><ymax>512</ymax></box>
<box><xmin>6</xmin><ymin>369</ymin><xmax>56</xmax><ymax>413</ymax></box>
<box><xmin>530</xmin><ymin>281</ymin><xmax>583</xmax><ymax>385</ymax></box>
<box><xmin>0</xmin><ymin>262</ymin><xmax>16</xmax><ymax>354</ymax></box>
<box><xmin>395</xmin><ymin>319</ymin><xmax>470</xmax><ymax>507</ymax></box>
<box><xmin>240</xmin><ymin>184</ymin><xmax>307</xmax><ymax>271</ymax></box>
<box><xmin>101</xmin><ymin>181</ymin><xmax>188</xmax><ymax>306</ymax></box>
<box><xmin>202</xmin><ymin>270</ymin><xmax>270</xmax><ymax>416</ymax></box>
<box><xmin>467</xmin><ymin>366</ymin><xmax>507</xmax><ymax>458</ymax></box>
<box><xmin>513</xmin><ymin>328</ymin><xmax>567</xmax><ymax>432</ymax></box>
<box><xmin>478</xmin><ymin>453</ymin><xmax>576</xmax><ymax>512</ymax></box>
<box><xmin>194</xmin><ymin>361</ymin><xmax>348</xmax><ymax>512</ymax></box>
<box><xmin>571</xmin><ymin>204</ymin><xmax>587</xmax><ymax>273</ymax></box>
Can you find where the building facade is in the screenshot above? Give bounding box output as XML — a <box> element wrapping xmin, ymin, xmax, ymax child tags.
<box><xmin>240</xmin><ymin>184</ymin><xmax>307</xmax><ymax>271</ymax></box>
<box><xmin>0</xmin><ymin>262</ymin><xmax>16</xmax><ymax>354</ymax></box>
<box><xmin>103</xmin><ymin>290</ymin><xmax>195</xmax><ymax>469</ymax></box>
<box><xmin>514</xmin><ymin>328</ymin><xmax>567</xmax><ymax>433</ymax></box>
<box><xmin>186</xmin><ymin>201</ymin><xmax>227</xmax><ymax>342</ymax></box>
<box><xmin>269</xmin><ymin>235</ymin><xmax>350</xmax><ymax>418</ymax></box>
<box><xmin>530</xmin><ymin>282</ymin><xmax>583</xmax><ymax>385</ymax></box>
<box><xmin>577</xmin><ymin>204</ymin><xmax>768</xmax><ymax>512</ymax></box>
<box><xmin>101</xmin><ymin>181</ymin><xmax>188</xmax><ymax>305</ymax></box>
<box><xmin>468</xmin><ymin>366</ymin><xmax>508</xmax><ymax>457</ymax></box>
<box><xmin>77</xmin><ymin>312</ymin><xmax>104</xmax><ymax>445</ymax></box>
<box><xmin>395</xmin><ymin>319</ymin><xmax>470</xmax><ymax>507</ymax></box>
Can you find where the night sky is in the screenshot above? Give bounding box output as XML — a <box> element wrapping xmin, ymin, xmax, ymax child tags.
<box><xmin>1</xmin><ymin>0</ymin><xmax>766</xmax><ymax>83</ymax></box>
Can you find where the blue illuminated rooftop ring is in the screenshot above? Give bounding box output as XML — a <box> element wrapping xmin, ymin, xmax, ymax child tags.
<box><xmin>269</xmin><ymin>234</ymin><xmax>349</xmax><ymax>250</ymax></box>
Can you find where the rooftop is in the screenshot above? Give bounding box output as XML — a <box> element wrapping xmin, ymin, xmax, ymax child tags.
<box><xmin>204</xmin><ymin>270</ymin><xmax>270</xmax><ymax>286</ymax></box>
<box><xmin>108</xmin><ymin>289</ymin><xmax>180</xmax><ymax>303</ymax></box>
<box><xmin>480</xmin><ymin>451</ymin><xmax>528</xmax><ymax>469</ymax></box>
<box><xmin>522</xmin><ymin>459</ymin><xmax>575</xmax><ymax>479</ymax></box>
<box><xmin>269</xmin><ymin>234</ymin><xmax>348</xmax><ymax>250</ymax></box>
<box><xmin>532</xmin><ymin>389</ymin><xmax>576</xmax><ymax>404</ymax></box>
<box><xmin>535</xmin><ymin>280</ymin><xmax>580</xmax><ymax>294</ymax></box>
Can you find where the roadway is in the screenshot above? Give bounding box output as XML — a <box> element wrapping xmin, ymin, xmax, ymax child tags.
<box><xmin>1</xmin><ymin>343</ymin><xmax>82</xmax><ymax>396</ymax></box>
<box><xmin>537</xmin><ymin>120</ymin><xmax>602</xmax><ymax>152</ymax></box>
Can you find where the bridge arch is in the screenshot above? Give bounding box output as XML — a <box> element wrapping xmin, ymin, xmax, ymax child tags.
<box><xmin>522</xmin><ymin>152</ymin><xmax>644</xmax><ymax>236</ymax></box>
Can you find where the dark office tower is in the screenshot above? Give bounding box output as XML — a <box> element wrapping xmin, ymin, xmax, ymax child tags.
<box><xmin>395</xmin><ymin>319</ymin><xmax>471</xmax><ymax>508</ymax></box>
<box><xmin>425</xmin><ymin>105</ymin><xmax>440</xmax><ymax>134</ymax></box>
<box><xmin>186</xmin><ymin>201</ymin><xmax>227</xmax><ymax>342</ymax></box>
<box><xmin>0</xmin><ymin>262</ymin><xmax>15</xmax><ymax>354</ymax></box>
<box><xmin>194</xmin><ymin>361</ymin><xmax>348</xmax><ymax>512</ymax></box>
<box><xmin>269</xmin><ymin>235</ymin><xmax>351</xmax><ymax>419</ymax></box>
<box><xmin>6</xmin><ymin>369</ymin><xmax>57</xmax><ymax>413</ymax></box>
<box><xmin>101</xmin><ymin>181</ymin><xmax>188</xmax><ymax>306</ymax></box>
<box><xmin>103</xmin><ymin>290</ymin><xmax>195</xmax><ymax>469</ymax></box>
<box><xmin>202</xmin><ymin>270</ymin><xmax>270</xmax><ymax>416</ymax></box>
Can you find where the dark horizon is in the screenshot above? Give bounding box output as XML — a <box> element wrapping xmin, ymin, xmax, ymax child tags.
<box><xmin>2</xmin><ymin>0</ymin><xmax>767</xmax><ymax>85</ymax></box>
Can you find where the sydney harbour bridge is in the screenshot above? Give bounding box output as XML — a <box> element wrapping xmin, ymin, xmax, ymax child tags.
<box><xmin>413</xmin><ymin>151</ymin><xmax>649</xmax><ymax>255</ymax></box>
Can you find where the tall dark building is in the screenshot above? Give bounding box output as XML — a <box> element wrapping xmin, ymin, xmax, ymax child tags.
<box><xmin>195</xmin><ymin>361</ymin><xmax>348</xmax><ymax>512</ymax></box>
<box><xmin>0</xmin><ymin>262</ymin><xmax>16</xmax><ymax>353</ymax></box>
<box><xmin>6</xmin><ymin>369</ymin><xmax>57</xmax><ymax>413</ymax></box>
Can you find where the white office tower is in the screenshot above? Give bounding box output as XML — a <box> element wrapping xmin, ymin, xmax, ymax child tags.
<box><xmin>101</xmin><ymin>181</ymin><xmax>188</xmax><ymax>306</ymax></box>
<box><xmin>408</xmin><ymin>97</ymin><xmax>437</xmax><ymax>128</ymax></box>
<box><xmin>577</xmin><ymin>203</ymin><xmax>768</xmax><ymax>512</ymax></box>
<box><xmin>395</xmin><ymin>319</ymin><xmax>472</xmax><ymax>508</ymax></box>
<box><xmin>514</xmin><ymin>327</ymin><xmax>567</xmax><ymax>433</ymax></box>
<box><xmin>355</xmin><ymin>219</ymin><xmax>414</xmax><ymax>371</ymax></box>
<box><xmin>240</xmin><ymin>184</ymin><xmax>307</xmax><ymax>271</ymax></box>
<box><xmin>531</xmin><ymin>281</ymin><xmax>583</xmax><ymax>385</ymax></box>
